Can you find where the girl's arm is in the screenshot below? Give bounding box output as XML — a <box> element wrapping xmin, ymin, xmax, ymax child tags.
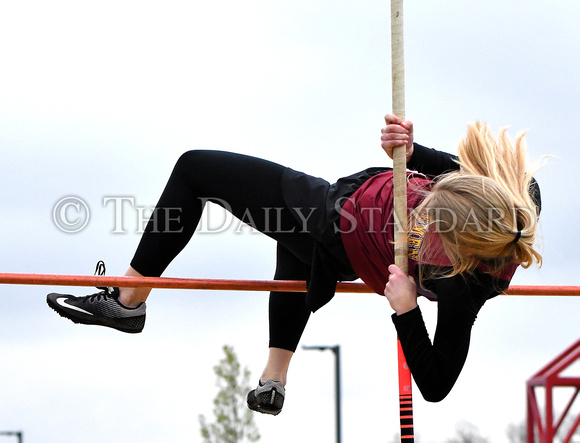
<box><xmin>389</xmin><ymin>269</ymin><xmax>506</xmax><ymax>402</ymax></box>
<box><xmin>380</xmin><ymin>113</ymin><xmax>459</xmax><ymax>177</ymax></box>
<box><xmin>406</xmin><ymin>143</ymin><xmax>459</xmax><ymax>178</ymax></box>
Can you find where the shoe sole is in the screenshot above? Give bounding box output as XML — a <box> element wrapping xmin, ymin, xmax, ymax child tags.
<box><xmin>247</xmin><ymin>388</ymin><xmax>284</xmax><ymax>416</ymax></box>
<box><xmin>46</xmin><ymin>295</ymin><xmax>144</xmax><ymax>334</ymax></box>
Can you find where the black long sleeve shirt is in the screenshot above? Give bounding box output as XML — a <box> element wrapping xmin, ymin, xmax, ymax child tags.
<box><xmin>392</xmin><ymin>143</ymin><xmax>521</xmax><ymax>402</ymax></box>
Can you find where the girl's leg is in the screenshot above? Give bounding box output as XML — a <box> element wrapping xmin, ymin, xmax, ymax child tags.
<box><xmin>121</xmin><ymin>151</ymin><xmax>314</xmax><ymax>388</ymax></box>
<box><xmin>121</xmin><ymin>150</ymin><xmax>311</xmax><ymax>306</ymax></box>
<box><xmin>48</xmin><ymin>150</ymin><xmax>317</xmax><ymax>344</ymax></box>
<box><xmin>260</xmin><ymin>244</ymin><xmax>312</xmax><ymax>385</ymax></box>
<box><xmin>261</xmin><ymin>348</ymin><xmax>294</xmax><ymax>386</ymax></box>
<box><xmin>119</xmin><ymin>266</ymin><xmax>150</xmax><ymax>306</ymax></box>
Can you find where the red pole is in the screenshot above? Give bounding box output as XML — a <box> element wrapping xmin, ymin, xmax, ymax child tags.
<box><xmin>504</xmin><ymin>285</ymin><xmax>580</xmax><ymax>296</ymax></box>
<box><xmin>0</xmin><ymin>273</ymin><xmax>579</xmax><ymax>296</ymax></box>
<box><xmin>397</xmin><ymin>339</ymin><xmax>414</xmax><ymax>440</ymax></box>
<box><xmin>546</xmin><ymin>380</ymin><xmax>554</xmax><ymax>443</ymax></box>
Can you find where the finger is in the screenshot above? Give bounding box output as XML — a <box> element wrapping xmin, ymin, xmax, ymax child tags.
<box><xmin>383</xmin><ymin>138</ymin><xmax>409</xmax><ymax>149</ymax></box>
<box><xmin>382</xmin><ymin>124</ymin><xmax>408</xmax><ymax>135</ymax></box>
<box><xmin>388</xmin><ymin>264</ymin><xmax>402</xmax><ymax>276</ymax></box>
<box><xmin>381</xmin><ymin>134</ymin><xmax>410</xmax><ymax>145</ymax></box>
<box><xmin>384</xmin><ymin>114</ymin><xmax>403</xmax><ymax>125</ymax></box>
<box><xmin>381</xmin><ymin>129</ymin><xmax>410</xmax><ymax>140</ymax></box>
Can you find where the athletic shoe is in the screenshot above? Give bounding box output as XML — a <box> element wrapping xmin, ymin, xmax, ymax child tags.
<box><xmin>247</xmin><ymin>379</ymin><xmax>285</xmax><ymax>416</ymax></box>
<box><xmin>46</xmin><ymin>286</ymin><xmax>146</xmax><ymax>333</ymax></box>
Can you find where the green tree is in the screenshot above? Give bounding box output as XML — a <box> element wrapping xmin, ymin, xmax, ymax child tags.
<box><xmin>198</xmin><ymin>345</ymin><xmax>260</xmax><ymax>443</ymax></box>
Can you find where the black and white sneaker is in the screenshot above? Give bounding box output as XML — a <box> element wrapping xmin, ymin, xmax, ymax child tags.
<box><xmin>46</xmin><ymin>286</ymin><xmax>146</xmax><ymax>333</ymax></box>
<box><xmin>247</xmin><ymin>379</ymin><xmax>285</xmax><ymax>416</ymax></box>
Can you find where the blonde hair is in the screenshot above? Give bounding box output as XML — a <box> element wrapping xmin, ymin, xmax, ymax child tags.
<box><xmin>413</xmin><ymin>122</ymin><xmax>543</xmax><ymax>278</ymax></box>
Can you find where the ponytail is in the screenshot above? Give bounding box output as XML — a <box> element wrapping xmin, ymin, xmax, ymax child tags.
<box><xmin>413</xmin><ymin>122</ymin><xmax>543</xmax><ymax>277</ymax></box>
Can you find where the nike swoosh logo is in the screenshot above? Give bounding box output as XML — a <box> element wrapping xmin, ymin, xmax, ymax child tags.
<box><xmin>56</xmin><ymin>297</ymin><xmax>94</xmax><ymax>316</ymax></box>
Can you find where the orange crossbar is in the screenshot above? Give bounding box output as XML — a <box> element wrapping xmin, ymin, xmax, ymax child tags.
<box><xmin>0</xmin><ymin>273</ymin><xmax>578</xmax><ymax>296</ymax></box>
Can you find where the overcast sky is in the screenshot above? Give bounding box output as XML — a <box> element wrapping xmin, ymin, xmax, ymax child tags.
<box><xmin>0</xmin><ymin>1</ymin><xmax>579</xmax><ymax>442</ymax></box>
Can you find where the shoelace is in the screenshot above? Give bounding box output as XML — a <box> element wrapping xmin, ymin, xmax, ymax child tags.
<box><xmin>84</xmin><ymin>289</ymin><xmax>111</xmax><ymax>303</ymax></box>
<box><xmin>94</xmin><ymin>260</ymin><xmax>106</xmax><ymax>277</ymax></box>
<box><xmin>83</xmin><ymin>260</ymin><xmax>113</xmax><ymax>303</ymax></box>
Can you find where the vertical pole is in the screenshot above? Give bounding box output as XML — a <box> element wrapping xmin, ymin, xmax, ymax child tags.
<box><xmin>333</xmin><ymin>345</ymin><xmax>342</xmax><ymax>443</ymax></box>
<box><xmin>545</xmin><ymin>382</ymin><xmax>553</xmax><ymax>443</ymax></box>
<box><xmin>390</xmin><ymin>0</ymin><xmax>407</xmax><ymax>266</ymax></box>
<box><xmin>397</xmin><ymin>338</ymin><xmax>414</xmax><ymax>441</ymax></box>
<box><xmin>526</xmin><ymin>384</ymin><xmax>535</xmax><ymax>443</ymax></box>
<box><xmin>391</xmin><ymin>1</ymin><xmax>414</xmax><ymax>442</ymax></box>
<box><xmin>302</xmin><ymin>345</ymin><xmax>342</xmax><ymax>443</ymax></box>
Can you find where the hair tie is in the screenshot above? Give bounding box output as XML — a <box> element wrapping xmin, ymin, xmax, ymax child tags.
<box><xmin>512</xmin><ymin>230</ymin><xmax>522</xmax><ymax>243</ymax></box>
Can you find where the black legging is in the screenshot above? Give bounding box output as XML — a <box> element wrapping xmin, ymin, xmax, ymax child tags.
<box><xmin>130</xmin><ymin>150</ymin><xmax>315</xmax><ymax>351</ymax></box>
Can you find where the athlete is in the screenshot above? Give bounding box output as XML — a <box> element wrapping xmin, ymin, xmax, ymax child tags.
<box><xmin>47</xmin><ymin>114</ymin><xmax>542</xmax><ymax>414</ymax></box>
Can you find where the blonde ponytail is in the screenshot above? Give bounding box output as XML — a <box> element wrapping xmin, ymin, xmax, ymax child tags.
<box><xmin>413</xmin><ymin>122</ymin><xmax>543</xmax><ymax>278</ymax></box>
